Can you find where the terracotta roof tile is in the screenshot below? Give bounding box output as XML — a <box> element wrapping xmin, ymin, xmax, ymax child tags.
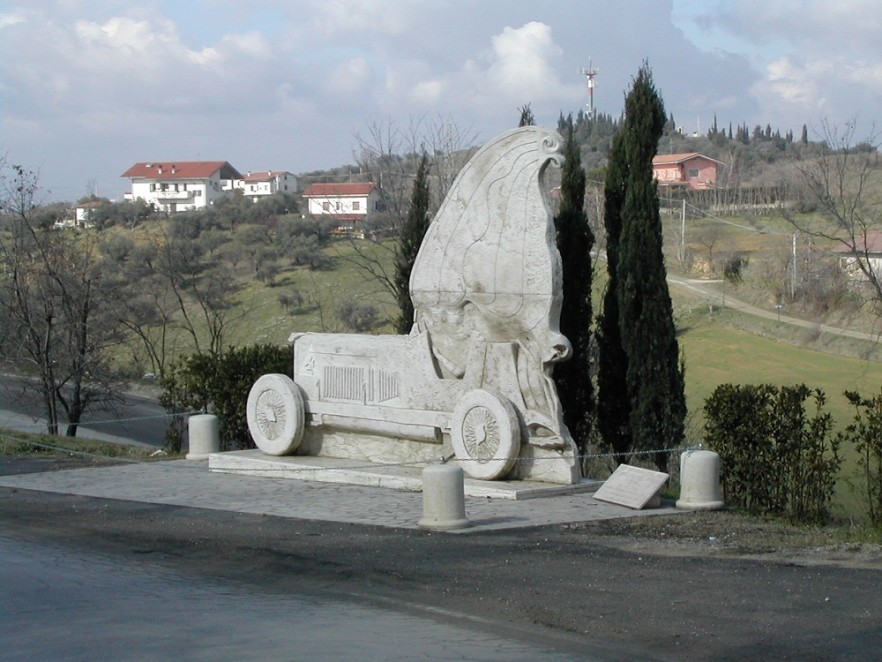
<box><xmin>121</xmin><ymin>161</ymin><xmax>242</xmax><ymax>180</ymax></box>
<box><xmin>242</xmin><ymin>171</ymin><xmax>290</xmax><ymax>182</ymax></box>
<box><xmin>652</xmin><ymin>152</ymin><xmax>724</xmax><ymax>166</ymax></box>
<box><xmin>831</xmin><ymin>231</ymin><xmax>882</xmax><ymax>254</ymax></box>
<box><xmin>302</xmin><ymin>182</ymin><xmax>377</xmax><ymax>197</ymax></box>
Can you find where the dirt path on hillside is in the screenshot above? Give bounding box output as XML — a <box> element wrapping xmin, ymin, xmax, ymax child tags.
<box><xmin>667</xmin><ymin>275</ymin><xmax>882</xmax><ymax>343</ymax></box>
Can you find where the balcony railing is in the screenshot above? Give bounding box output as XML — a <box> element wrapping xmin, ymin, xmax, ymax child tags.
<box><xmin>155</xmin><ymin>190</ymin><xmax>196</xmax><ymax>201</ymax></box>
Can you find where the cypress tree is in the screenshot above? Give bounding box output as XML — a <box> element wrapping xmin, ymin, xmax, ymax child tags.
<box><xmin>597</xmin><ymin>63</ymin><xmax>686</xmax><ymax>470</ymax></box>
<box><xmin>518</xmin><ymin>103</ymin><xmax>536</xmax><ymax>127</ymax></box>
<box><xmin>553</xmin><ymin>116</ymin><xmax>595</xmax><ymax>453</ymax></box>
<box><xmin>393</xmin><ymin>151</ymin><xmax>431</xmax><ymax>334</ymax></box>
<box><xmin>596</xmin><ymin>102</ymin><xmax>631</xmax><ymax>458</ymax></box>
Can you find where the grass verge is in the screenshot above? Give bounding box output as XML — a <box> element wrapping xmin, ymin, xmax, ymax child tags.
<box><xmin>0</xmin><ymin>428</ymin><xmax>173</xmax><ymax>462</ymax></box>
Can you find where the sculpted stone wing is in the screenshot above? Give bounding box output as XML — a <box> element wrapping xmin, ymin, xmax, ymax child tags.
<box><xmin>410</xmin><ymin>125</ymin><xmax>570</xmax><ymax>372</ymax></box>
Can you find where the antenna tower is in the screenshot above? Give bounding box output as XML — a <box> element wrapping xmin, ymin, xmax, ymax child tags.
<box><xmin>578</xmin><ymin>58</ymin><xmax>599</xmax><ymax>119</ymax></box>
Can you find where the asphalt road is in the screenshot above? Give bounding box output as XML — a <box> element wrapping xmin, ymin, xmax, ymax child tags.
<box><xmin>1</xmin><ymin>529</ymin><xmax>582</xmax><ymax>661</ymax></box>
<box><xmin>2</xmin><ymin>483</ymin><xmax>880</xmax><ymax>661</ymax></box>
<box><xmin>0</xmin><ymin>374</ymin><xmax>168</xmax><ymax>447</ymax></box>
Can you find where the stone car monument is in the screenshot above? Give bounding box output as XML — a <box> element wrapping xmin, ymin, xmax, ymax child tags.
<box><xmin>245</xmin><ymin>126</ymin><xmax>581</xmax><ymax>484</ymax></box>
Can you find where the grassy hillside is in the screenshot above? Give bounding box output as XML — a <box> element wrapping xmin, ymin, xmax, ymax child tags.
<box><xmin>679</xmin><ymin>312</ymin><xmax>882</xmax><ymax>431</ymax></box>
<box><xmin>229</xmin><ymin>240</ymin><xmax>398</xmax><ymax>346</ymax></box>
<box><xmin>221</xmin><ymin>236</ymin><xmax>882</xmax><ymax>427</ymax></box>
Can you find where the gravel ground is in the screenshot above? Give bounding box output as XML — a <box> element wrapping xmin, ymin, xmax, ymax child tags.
<box><xmin>577</xmin><ymin>511</ymin><xmax>882</xmax><ymax>570</ymax></box>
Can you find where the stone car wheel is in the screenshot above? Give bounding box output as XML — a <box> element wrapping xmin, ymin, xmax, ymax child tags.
<box><xmin>450</xmin><ymin>389</ymin><xmax>520</xmax><ymax>480</ymax></box>
<box><xmin>246</xmin><ymin>374</ymin><xmax>305</xmax><ymax>456</ymax></box>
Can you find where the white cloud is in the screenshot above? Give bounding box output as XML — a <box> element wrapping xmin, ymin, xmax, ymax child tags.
<box><xmin>4</xmin><ymin>8</ymin><xmax>282</xmax><ymax>119</ymax></box>
<box><xmin>2</xmin><ymin>1</ymin><xmax>880</xmax><ymax>202</ymax></box>
<box><xmin>486</xmin><ymin>22</ymin><xmax>564</xmax><ymax>97</ymax></box>
<box><xmin>735</xmin><ymin>1</ymin><xmax>881</xmax><ymax>54</ymax></box>
<box><xmin>762</xmin><ymin>57</ymin><xmax>821</xmax><ymax>106</ymax></box>
<box><xmin>324</xmin><ymin>57</ymin><xmax>374</xmax><ymax>97</ymax></box>
<box><xmin>410</xmin><ymin>79</ymin><xmax>444</xmax><ymax>105</ymax></box>
<box><xmin>675</xmin><ymin>0</ymin><xmax>882</xmax><ymax>133</ymax></box>
<box><xmin>215</xmin><ymin>30</ymin><xmax>272</xmax><ymax>60</ymax></box>
<box><xmin>401</xmin><ymin>21</ymin><xmax>579</xmax><ymax>118</ymax></box>
<box><xmin>0</xmin><ymin>11</ymin><xmax>26</xmax><ymax>28</ymax></box>
<box><xmin>844</xmin><ymin>60</ymin><xmax>882</xmax><ymax>93</ymax></box>
<box><xmin>75</xmin><ymin>16</ymin><xmax>171</xmax><ymax>54</ymax></box>
<box><xmin>306</xmin><ymin>0</ymin><xmax>418</xmax><ymax>39</ymax></box>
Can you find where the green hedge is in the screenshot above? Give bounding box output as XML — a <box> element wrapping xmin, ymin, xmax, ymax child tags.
<box><xmin>160</xmin><ymin>344</ymin><xmax>291</xmax><ymax>452</ymax></box>
<box><xmin>704</xmin><ymin>383</ymin><xmax>840</xmax><ymax>524</ymax></box>
<box><xmin>839</xmin><ymin>389</ymin><xmax>882</xmax><ymax>527</ymax></box>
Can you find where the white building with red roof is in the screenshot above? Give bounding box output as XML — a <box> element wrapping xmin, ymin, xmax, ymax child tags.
<box><xmin>234</xmin><ymin>170</ymin><xmax>298</xmax><ymax>202</ymax></box>
<box><xmin>121</xmin><ymin>161</ymin><xmax>243</xmax><ymax>213</ymax></box>
<box><xmin>302</xmin><ymin>182</ymin><xmax>382</xmax><ymax>226</ymax></box>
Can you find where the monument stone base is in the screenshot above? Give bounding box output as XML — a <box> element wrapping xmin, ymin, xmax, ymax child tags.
<box><xmin>296</xmin><ymin>427</ymin><xmax>580</xmax><ymax>485</ymax></box>
<box><xmin>208</xmin><ymin>449</ymin><xmax>601</xmax><ymax>500</ymax></box>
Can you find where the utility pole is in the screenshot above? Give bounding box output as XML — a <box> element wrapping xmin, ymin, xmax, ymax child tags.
<box><xmin>578</xmin><ymin>59</ymin><xmax>599</xmax><ymax>119</ymax></box>
<box><xmin>679</xmin><ymin>199</ymin><xmax>686</xmax><ymax>262</ymax></box>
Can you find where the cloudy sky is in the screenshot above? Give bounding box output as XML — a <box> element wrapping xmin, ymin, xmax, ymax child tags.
<box><xmin>2</xmin><ymin>0</ymin><xmax>880</xmax><ymax>202</ymax></box>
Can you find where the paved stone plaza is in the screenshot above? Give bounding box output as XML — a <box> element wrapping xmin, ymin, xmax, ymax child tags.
<box><xmin>0</xmin><ymin>458</ymin><xmax>677</xmax><ymax>532</ymax></box>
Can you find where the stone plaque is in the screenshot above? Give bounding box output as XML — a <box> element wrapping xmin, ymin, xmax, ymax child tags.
<box><xmin>593</xmin><ymin>464</ymin><xmax>669</xmax><ymax>509</ymax></box>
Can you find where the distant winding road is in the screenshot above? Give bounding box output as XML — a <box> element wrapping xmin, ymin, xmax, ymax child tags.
<box><xmin>666</xmin><ymin>274</ymin><xmax>881</xmax><ymax>344</ymax></box>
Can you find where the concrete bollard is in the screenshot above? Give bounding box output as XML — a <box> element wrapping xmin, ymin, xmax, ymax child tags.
<box><xmin>419</xmin><ymin>462</ymin><xmax>471</xmax><ymax>530</ymax></box>
<box><xmin>186</xmin><ymin>414</ymin><xmax>220</xmax><ymax>460</ymax></box>
<box><xmin>676</xmin><ymin>449</ymin><xmax>725</xmax><ymax>511</ymax></box>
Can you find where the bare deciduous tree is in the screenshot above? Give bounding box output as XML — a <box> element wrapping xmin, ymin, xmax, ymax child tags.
<box><xmin>784</xmin><ymin>119</ymin><xmax>882</xmax><ymax>307</ymax></box>
<box><xmin>345</xmin><ymin>116</ymin><xmax>477</xmax><ymax>319</ymax></box>
<box><xmin>0</xmin><ymin>162</ymin><xmax>125</xmax><ymax>435</ymax></box>
<box><xmin>693</xmin><ymin>223</ymin><xmax>724</xmax><ymax>274</ymax></box>
<box><xmin>353</xmin><ymin>115</ymin><xmax>478</xmax><ymax>230</ymax></box>
<box><xmin>152</xmin><ymin>230</ymin><xmax>243</xmax><ymax>358</ymax></box>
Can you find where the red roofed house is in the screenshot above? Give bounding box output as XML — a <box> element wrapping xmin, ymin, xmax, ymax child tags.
<box><xmin>652</xmin><ymin>152</ymin><xmax>724</xmax><ymax>190</ymax></box>
<box><xmin>235</xmin><ymin>171</ymin><xmax>298</xmax><ymax>203</ymax></box>
<box><xmin>121</xmin><ymin>161</ymin><xmax>243</xmax><ymax>213</ymax></box>
<box><xmin>302</xmin><ymin>182</ymin><xmax>382</xmax><ymax>234</ymax></box>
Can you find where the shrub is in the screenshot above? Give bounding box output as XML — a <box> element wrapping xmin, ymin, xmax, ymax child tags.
<box><xmin>278</xmin><ymin>289</ymin><xmax>306</xmax><ymax>314</ymax></box>
<box><xmin>337</xmin><ymin>299</ymin><xmax>379</xmax><ymax>332</ymax></box>
<box><xmin>838</xmin><ymin>389</ymin><xmax>882</xmax><ymax>526</ymax></box>
<box><xmin>704</xmin><ymin>383</ymin><xmax>840</xmax><ymax>524</ymax></box>
<box><xmin>160</xmin><ymin>344</ymin><xmax>291</xmax><ymax>451</ymax></box>
<box><xmin>723</xmin><ymin>255</ymin><xmax>748</xmax><ymax>284</ymax></box>
<box><xmin>290</xmin><ymin>235</ymin><xmax>333</xmax><ymax>270</ymax></box>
